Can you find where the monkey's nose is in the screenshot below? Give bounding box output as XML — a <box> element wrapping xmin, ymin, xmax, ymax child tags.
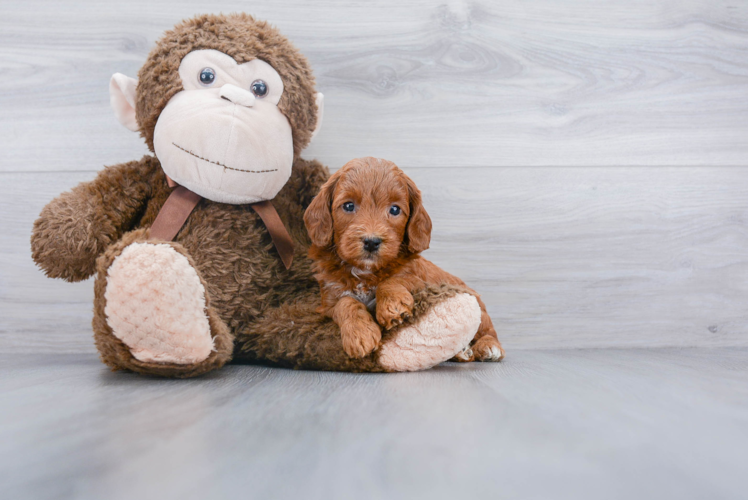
<box><xmin>219</xmin><ymin>84</ymin><xmax>255</xmax><ymax>107</ymax></box>
<box><xmin>363</xmin><ymin>237</ymin><xmax>382</xmax><ymax>253</ymax></box>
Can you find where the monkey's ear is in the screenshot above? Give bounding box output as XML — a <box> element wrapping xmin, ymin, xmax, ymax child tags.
<box><xmin>109</xmin><ymin>73</ymin><xmax>139</xmax><ymax>132</ymax></box>
<box><xmin>304</xmin><ymin>170</ymin><xmax>338</xmax><ymax>247</ymax></box>
<box><xmin>310</xmin><ymin>92</ymin><xmax>324</xmax><ymax>141</ymax></box>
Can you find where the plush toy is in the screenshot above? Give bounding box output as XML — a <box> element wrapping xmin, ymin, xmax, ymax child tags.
<box><xmin>30</xmin><ymin>13</ymin><xmax>484</xmax><ymax>378</ymax></box>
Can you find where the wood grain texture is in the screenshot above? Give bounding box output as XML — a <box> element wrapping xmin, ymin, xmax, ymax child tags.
<box><xmin>2</xmin><ymin>348</ymin><xmax>747</xmax><ymax>500</ymax></box>
<box><xmin>0</xmin><ymin>172</ymin><xmax>96</xmax><ymax>354</ymax></box>
<box><xmin>2</xmin><ymin>5</ymin><xmax>747</xmax><ymax>497</ymax></box>
<box><xmin>4</xmin><ymin>166</ymin><xmax>748</xmax><ymax>353</ymax></box>
<box><xmin>1</xmin><ymin>0</ymin><xmax>747</xmax><ymax>171</ymax></box>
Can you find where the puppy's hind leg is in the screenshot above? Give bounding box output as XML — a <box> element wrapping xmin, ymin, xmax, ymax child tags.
<box><xmin>469</xmin><ymin>296</ymin><xmax>505</xmax><ymax>362</ymax></box>
<box><xmin>472</xmin><ymin>335</ymin><xmax>504</xmax><ymax>362</ymax></box>
<box><xmin>451</xmin><ymin>344</ymin><xmax>475</xmax><ymax>362</ymax></box>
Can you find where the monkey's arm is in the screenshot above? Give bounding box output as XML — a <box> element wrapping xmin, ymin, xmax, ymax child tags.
<box><xmin>412</xmin><ymin>259</ymin><xmax>500</xmax><ymax>343</ymax></box>
<box><xmin>234</xmin><ymin>284</ymin><xmax>480</xmax><ymax>372</ymax></box>
<box><xmin>396</xmin><ymin>258</ymin><xmax>502</xmax><ymax>351</ymax></box>
<box><xmin>31</xmin><ymin>156</ymin><xmax>158</xmax><ymax>282</ymax></box>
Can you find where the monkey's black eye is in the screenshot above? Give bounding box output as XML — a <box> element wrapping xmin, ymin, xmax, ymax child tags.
<box><xmin>342</xmin><ymin>202</ymin><xmax>355</xmax><ymax>213</ymax></box>
<box><xmin>251</xmin><ymin>79</ymin><xmax>268</xmax><ymax>97</ymax></box>
<box><xmin>389</xmin><ymin>205</ymin><xmax>402</xmax><ymax>216</ymax></box>
<box><xmin>199</xmin><ymin>68</ymin><xmax>216</xmax><ymax>86</ymax></box>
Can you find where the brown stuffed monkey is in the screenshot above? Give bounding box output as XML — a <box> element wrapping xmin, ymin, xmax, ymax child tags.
<box><xmin>30</xmin><ymin>14</ymin><xmax>484</xmax><ymax>378</ymax></box>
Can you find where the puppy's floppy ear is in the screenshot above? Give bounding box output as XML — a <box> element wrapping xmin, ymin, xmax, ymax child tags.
<box><xmin>404</xmin><ymin>174</ymin><xmax>432</xmax><ymax>253</ymax></box>
<box><xmin>304</xmin><ymin>172</ymin><xmax>340</xmax><ymax>247</ymax></box>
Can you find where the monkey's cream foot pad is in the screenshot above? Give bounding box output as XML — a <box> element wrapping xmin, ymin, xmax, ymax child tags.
<box><xmin>379</xmin><ymin>293</ymin><xmax>482</xmax><ymax>371</ymax></box>
<box><xmin>104</xmin><ymin>242</ymin><xmax>215</xmax><ymax>364</ymax></box>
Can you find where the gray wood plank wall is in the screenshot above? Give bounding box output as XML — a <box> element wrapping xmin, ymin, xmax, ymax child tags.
<box><xmin>2</xmin><ymin>0</ymin><xmax>747</xmax><ymax>352</ymax></box>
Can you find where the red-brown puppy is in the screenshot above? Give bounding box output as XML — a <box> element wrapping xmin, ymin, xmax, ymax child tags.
<box><xmin>304</xmin><ymin>157</ymin><xmax>504</xmax><ymax>361</ymax></box>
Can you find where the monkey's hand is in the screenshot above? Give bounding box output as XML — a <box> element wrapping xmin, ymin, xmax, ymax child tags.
<box><xmin>31</xmin><ymin>157</ymin><xmax>156</xmax><ymax>282</ymax></box>
<box><xmin>376</xmin><ymin>286</ymin><xmax>414</xmax><ymax>331</ymax></box>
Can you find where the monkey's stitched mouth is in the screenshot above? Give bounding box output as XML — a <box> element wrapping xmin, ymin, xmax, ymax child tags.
<box><xmin>172</xmin><ymin>142</ymin><xmax>279</xmax><ymax>174</ymax></box>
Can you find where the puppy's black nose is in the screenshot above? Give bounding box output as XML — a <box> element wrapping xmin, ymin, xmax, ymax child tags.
<box><xmin>363</xmin><ymin>237</ymin><xmax>382</xmax><ymax>253</ymax></box>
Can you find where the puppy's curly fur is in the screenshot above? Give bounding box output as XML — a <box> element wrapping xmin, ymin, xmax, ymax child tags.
<box><xmin>304</xmin><ymin>157</ymin><xmax>504</xmax><ymax>361</ymax></box>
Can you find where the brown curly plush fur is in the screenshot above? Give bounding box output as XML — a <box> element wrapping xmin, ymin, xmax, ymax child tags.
<box><xmin>236</xmin><ymin>283</ymin><xmax>472</xmax><ymax>373</ymax></box>
<box><xmin>30</xmin><ymin>14</ymin><xmax>471</xmax><ymax>377</ymax></box>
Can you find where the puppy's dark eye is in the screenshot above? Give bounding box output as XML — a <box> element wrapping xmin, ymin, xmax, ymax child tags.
<box><xmin>389</xmin><ymin>205</ymin><xmax>401</xmax><ymax>216</ymax></box>
<box><xmin>342</xmin><ymin>202</ymin><xmax>355</xmax><ymax>212</ymax></box>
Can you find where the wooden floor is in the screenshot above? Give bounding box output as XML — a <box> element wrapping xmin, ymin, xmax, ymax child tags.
<box><xmin>2</xmin><ymin>1</ymin><xmax>748</xmax><ymax>498</ymax></box>
<box><xmin>2</xmin><ymin>348</ymin><xmax>747</xmax><ymax>500</ymax></box>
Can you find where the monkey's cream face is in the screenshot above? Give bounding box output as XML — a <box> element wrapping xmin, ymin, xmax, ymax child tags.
<box><xmin>153</xmin><ymin>50</ymin><xmax>294</xmax><ymax>204</ymax></box>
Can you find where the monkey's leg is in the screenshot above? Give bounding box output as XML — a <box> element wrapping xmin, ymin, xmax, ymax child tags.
<box><xmin>92</xmin><ymin>229</ymin><xmax>234</xmax><ymax>378</ymax></box>
<box><xmin>234</xmin><ymin>284</ymin><xmax>481</xmax><ymax>372</ymax></box>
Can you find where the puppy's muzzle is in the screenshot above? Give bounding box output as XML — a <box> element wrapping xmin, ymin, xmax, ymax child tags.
<box><xmin>362</xmin><ymin>237</ymin><xmax>382</xmax><ymax>253</ymax></box>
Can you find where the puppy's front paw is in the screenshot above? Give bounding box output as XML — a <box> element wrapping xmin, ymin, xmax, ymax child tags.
<box><xmin>341</xmin><ymin>318</ymin><xmax>382</xmax><ymax>358</ymax></box>
<box><xmin>376</xmin><ymin>291</ymin><xmax>414</xmax><ymax>330</ymax></box>
<box><xmin>472</xmin><ymin>336</ymin><xmax>505</xmax><ymax>362</ymax></box>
